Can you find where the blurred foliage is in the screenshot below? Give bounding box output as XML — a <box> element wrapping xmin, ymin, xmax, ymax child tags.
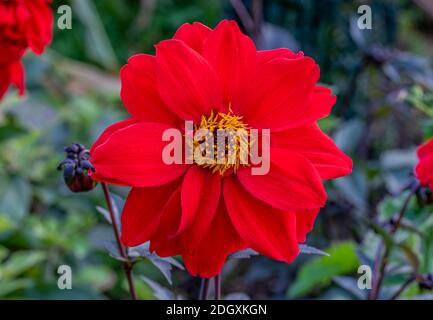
<box><xmin>0</xmin><ymin>0</ymin><xmax>433</xmax><ymax>299</ymax></box>
<box><xmin>288</xmin><ymin>242</ymin><xmax>360</xmax><ymax>298</ymax></box>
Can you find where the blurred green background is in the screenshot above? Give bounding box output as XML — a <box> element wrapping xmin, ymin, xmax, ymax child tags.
<box><xmin>1</xmin><ymin>0</ymin><xmax>433</xmax><ymax>299</ymax></box>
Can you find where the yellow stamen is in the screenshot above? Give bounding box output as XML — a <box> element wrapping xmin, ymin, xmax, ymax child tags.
<box><xmin>189</xmin><ymin>108</ymin><xmax>251</xmax><ymax>175</ymax></box>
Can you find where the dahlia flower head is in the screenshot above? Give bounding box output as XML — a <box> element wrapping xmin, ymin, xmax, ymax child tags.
<box><xmin>0</xmin><ymin>0</ymin><xmax>53</xmax><ymax>100</ymax></box>
<box><xmin>415</xmin><ymin>137</ymin><xmax>433</xmax><ymax>190</ymax></box>
<box><xmin>90</xmin><ymin>20</ymin><xmax>353</xmax><ymax>278</ymax></box>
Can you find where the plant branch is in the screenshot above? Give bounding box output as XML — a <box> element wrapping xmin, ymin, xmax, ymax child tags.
<box><xmin>214</xmin><ymin>274</ymin><xmax>221</xmax><ymax>300</ymax></box>
<box><xmin>413</xmin><ymin>0</ymin><xmax>433</xmax><ymax>21</ymax></box>
<box><xmin>230</xmin><ymin>0</ymin><xmax>255</xmax><ymax>35</ymax></box>
<box><xmin>101</xmin><ymin>182</ymin><xmax>137</xmax><ymax>300</ymax></box>
<box><xmin>199</xmin><ymin>278</ymin><xmax>210</xmax><ymax>300</ymax></box>
<box><xmin>390</xmin><ymin>182</ymin><xmax>420</xmax><ymax>233</ymax></box>
<box><xmin>369</xmin><ymin>182</ymin><xmax>420</xmax><ymax>300</ymax></box>
<box><xmin>390</xmin><ymin>274</ymin><xmax>416</xmax><ymax>300</ymax></box>
<box><xmin>251</xmin><ymin>0</ymin><xmax>263</xmax><ymax>35</ymax></box>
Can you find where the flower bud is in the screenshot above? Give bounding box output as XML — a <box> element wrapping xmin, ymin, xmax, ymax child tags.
<box><xmin>58</xmin><ymin>143</ymin><xmax>97</xmax><ymax>192</ymax></box>
<box><xmin>418</xmin><ymin>274</ymin><xmax>433</xmax><ymax>290</ymax></box>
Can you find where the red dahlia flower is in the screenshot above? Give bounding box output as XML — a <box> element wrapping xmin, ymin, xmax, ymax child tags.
<box><xmin>90</xmin><ymin>20</ymin><xmax>352</xmax><ymax>278</ymax></box>
<box><xmin>0</xmin><ymin>0</ymin><xmax>53</xmax><ymax>100</ymax></box>
<box><xmin>415</xmin><ymin>137</ymin><xmax>433</xmax><ymax>190</ymax></box>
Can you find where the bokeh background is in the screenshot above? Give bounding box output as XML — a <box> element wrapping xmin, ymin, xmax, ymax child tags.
<box><xmin>1</xmin><ymin>0</ymin><xmax>433</xmax><ymax>299</ymax></box>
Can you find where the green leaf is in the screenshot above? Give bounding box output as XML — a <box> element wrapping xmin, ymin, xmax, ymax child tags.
<box><xmin>406</xmin><ymin>85</ymin><xmax>433</xmax><ymax>118</ymax></box>
<box><xmin>0</xmin><ymin>246</ymin><xmax>9</xmax><ymax>261</ymax></box>
<box><xmin>0</xmin><ymin>177</ymin><xmax>32</xmax><ymax>222</ymax></box>
<box><xmin>367</xmin><ymin>220</ymin><xmax>395</xmax><ymax>249</ymax></box>
<box><xmin>0</xmin><ymin>279</ymin><xmax>32</xmax><ymax>297</ymax></box>
<box><xmin>398</xmin><ymin>244</ymin><xmax>420</xmax><ymax>271</ymax></box>
<box><xmin>333</xmin><ymin>119</ymin><xmax>365</xmax><ymax>154</ymax></box>
<box><xmin>287</xmin><ymin>241</ymin><xmax>360</xmax><ymax>298</ymax></box>
<box><xmin>229</xmin><ymin>244</ymin><xmax>329</xmax><ymax>261</ymax></box>
<box><xmin>103</xmin><ymin>240</ymin><xmax>126</xmax><ymax>262</ymax></box>
<box><xmin>299</xmin><ymin>244</ymin><xmax>330</xmax><ymax>256</ymax></box>
<box><xmin>141</xmin><ymin>276</ymin><xmax>175</xmax><ymax>300</ymax></box>
<box><xmin>128</xmin><ymin>243</ymin><xmax>184</xmax><ymax>285</ymax></box>
<box><xmin>96</xmin><ymin>192</ymin><xmax>124</xmax><ymax>232</ymax></box>
<box><xmin>0</xmin><ymin>215</ymin><xmax>14</xmax><ymax>233</ymax></box>
<box><xmin>377</xmin><ymin>190</ymin><xmax>416</xmax><ymax>222</ymax></box>
<box><xmin>333</xmin><ymin>170</ymin><xmax>368</xmax><ymax>212</ymax></box>
<box><xmin>72</xmin><ymin>0</ymin><xmax>119</xmax><ymax>70</ymax></box>
<box><xmin>76</xmin><ymin>265</ymin><xmax>116</xmax><ymax>291</ymax></box>
<box><xmin>229</xmin><ymin>248</ymin><xmax>259</xmax><ymax>260</ymax></box>
<box><xmin>1</xmin><ymin>251</ymin><xmax>46</xmax><ymax>280</ymax></box>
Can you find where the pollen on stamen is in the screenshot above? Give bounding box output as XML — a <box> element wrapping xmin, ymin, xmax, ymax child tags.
<box><xmin>189</xmin><ymin>108</ymin><xmax>251</xmax><ymax>175</ymax></box>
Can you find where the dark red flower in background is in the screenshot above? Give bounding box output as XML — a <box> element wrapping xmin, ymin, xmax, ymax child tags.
<box><xmin>0</xmin><ymin>0</ymin><xmax>53</xmax><ymax>100</ymax></box>
<box><xmin>90</xmin><ymin>20</ymin><xmax>352</xmax><ymax>277</ymax></box>
<box><xmin>415</xmin><ymin>137</ymin><xmax>433</xmax><ymax>190</ymax></box>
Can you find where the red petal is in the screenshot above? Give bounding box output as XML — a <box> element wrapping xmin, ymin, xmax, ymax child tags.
<box><xmin>90</xmin><ymin>118</ymin><xmax>137</xmax><ymax>155</ymax></box>
<box><xmin>224</xmin><ymin>177</ymin><xmax>299</xmax><ymax>263</ymax></box>
<box><xmin>416</xmin><ymin>138</ymin><xmax>433</xmax><ymax>187</ymax></box>
<box><xmin>257</xmin><ymin>48</ymin><xmax>304</xmax><ymax>65</ymax></box>
<box><xmin>25</xmin><ymin>0</ymin><xmax>53</xmax><ymax>54</ymax></box>
<box><xmin>182</xmin><ymin>199</ymin><xmax>245</xmax><ymax>278</ymax></box>
<box><xmin>149</xmin><ymin>186</ymin><xmax>183</xmax><ymax>256</ymax></box>
<box><xmin>416</xmin><ymin>153</ymin><xmax>433</xmax><ymax>187</ymax></box>
<box><xmin>10</xmin><ymin>62</ymin><xmax>25</xmax><ymax>96</ymax></box>
<box><xmin>0</xmin><ymin>65</ymin><xmax>11</xmax><ymax>100</ymax></box>
<box><xmin>0</xmin><ymin>4</ymin><xmax>16</xmax><ymax>25</ymax></box>
<box><xmin>173</xmin><ymin>22</ymin><xmax>211</xmax><ymax>53</ymax></box>
<box><xmin>0</xmin><ymin>62</ymin><xmax>25</xmax><ymax>100</ymax></box>
<box><xmin>120</xmin><ymin>180</ymin><xmax>181</xmax><ymax>247</ymax></box>
<box><xmin>237</xmin><ymin>148</ymin><xmax>327</xmax><ymax>211</ymax></box>
<box><xmin>181</xmin><ymin>171</ymin><xmax>221</xmax><ymax>249</ymax></box>
<box><xmin>295</xmin><ymin>209</ymin><xmax>320</xmax><ymax>243</ymax></box>
<box><xmin>156</xmin><ymin>39</ymin><xmax>222</xmax><ymax>122</ymax></box>
<box><xmin>289</xmin><ymin>86</ymin><xmax>337</xmax><ymax>129</ymax></box>
<box><xmin>272</xmin><ymin>123</ymin><xmax>352</xmax><ymax>179</ymax></box>
<box><xmin>202</xmin><ymin>20</ymin><xmax>256</xmax><ymax>113</ymax></box>
<box><xmin>153</xmin><ymin>169</ymin><xmax>222</xmax><ymax>250</ymax></box>
<box><xmin>91</xmin><ymin>122</ymin><xmax>189</xmax><ymax>187</ymax></box>
<box><xmin>245</xmin><ymin>57</ymin><xmax>320</xmax><ymax>131</ymax></box>
<box><xmin>120</xmin><ymin>54</ymin><xmax>178</xmax><ymax>125</ymax></box>
<box><xmin>0</xmin><ymin>42</ymin><xmax>25</xmax><ymax>65</ymax></box>
<box><xmin>417</xmin><ymin>137</ymin><xmax>433</xmax><ymax>159</ymax></box>
<box><xmin>178</xmin><ymin>166</ymin><xmax>207</xmax><ymax>235</ymax></box>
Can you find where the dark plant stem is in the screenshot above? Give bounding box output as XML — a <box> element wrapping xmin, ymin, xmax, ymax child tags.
<box><xmin>251</xmin><ymin>0</ymin><xmax>263</xmax><ymax>43</ymax></box>
<box><xmin>230</xmin><ymin>0</ymin><xmax>255</xmax><ymax>35</ymax></box>
<box><xmin>391</xmin><ymin>182</ymin><xmax>420</xmax><ymax>233</ymax></box>
<box><xmin>413</xmin><ymin>0</ymin><xmax>433</xmax><ymax>21</ymax></box>
<box><xmin>214</xmin><ymin>274</ymin><xmax>221</xmax><ymax>300</ymax></box>
<box><xmin>390</xmin><ymin>274</ymin><xmax>416</xmax><ymax>300</ymax></box>
<box><xmin>199</xmin><ymin>278</ymin><xmax>210</xmax><ymax>300</ymax></box>
<box><xmin>369</xmin><ymin>182</ymin><xmax>420</xmax><ymax>300</ymax></box>
<box><xmin>369</xmin><ymin>241</ymin><xmax>384</xmax><ymax>300</ymax></box>
<box><xmin>101</xmin><ymin>182</ymin><xmax>137</xmax><ymax>300</ymax></box>
<box><xmin>370</xmin><ymin>244</ymin><xmax>389</xmax><ymax>300</ymax></box>
<box><xmin>230</xmin><ymin>0</ymin><xmax>264</xmax><ymax>45</ymax></box>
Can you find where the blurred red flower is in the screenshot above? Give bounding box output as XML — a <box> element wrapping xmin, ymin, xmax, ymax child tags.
<box><xmin>90</xmin><ymin>20</ymin><xmax>352</xmax><ymax>278</ymax></box>
<box><xmin>415</xmin><ymin>137</ymin><xmax>433</xmax><ymax>189</ymax></box>
<box><xmin>0</xmin><ymin>0</ymin><xmax>53</xmax><ymax>100</ymax></box>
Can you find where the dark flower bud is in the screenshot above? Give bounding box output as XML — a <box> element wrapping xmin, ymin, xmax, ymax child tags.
<box><xmin>58</xmin><ymin>143</ymin><xmax>97</xmax><ymax>192</ymax></box>
<box><xmin>418</xmin><ymin>274</ymin><xmax>433</xmax><ymax>291</ymax></box>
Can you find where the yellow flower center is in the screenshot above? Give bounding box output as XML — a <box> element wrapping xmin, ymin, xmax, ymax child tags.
<box><xmin>190</xmin><ymin>109</ymin><xmax>251</xmax><ymax>175</ymax></box>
